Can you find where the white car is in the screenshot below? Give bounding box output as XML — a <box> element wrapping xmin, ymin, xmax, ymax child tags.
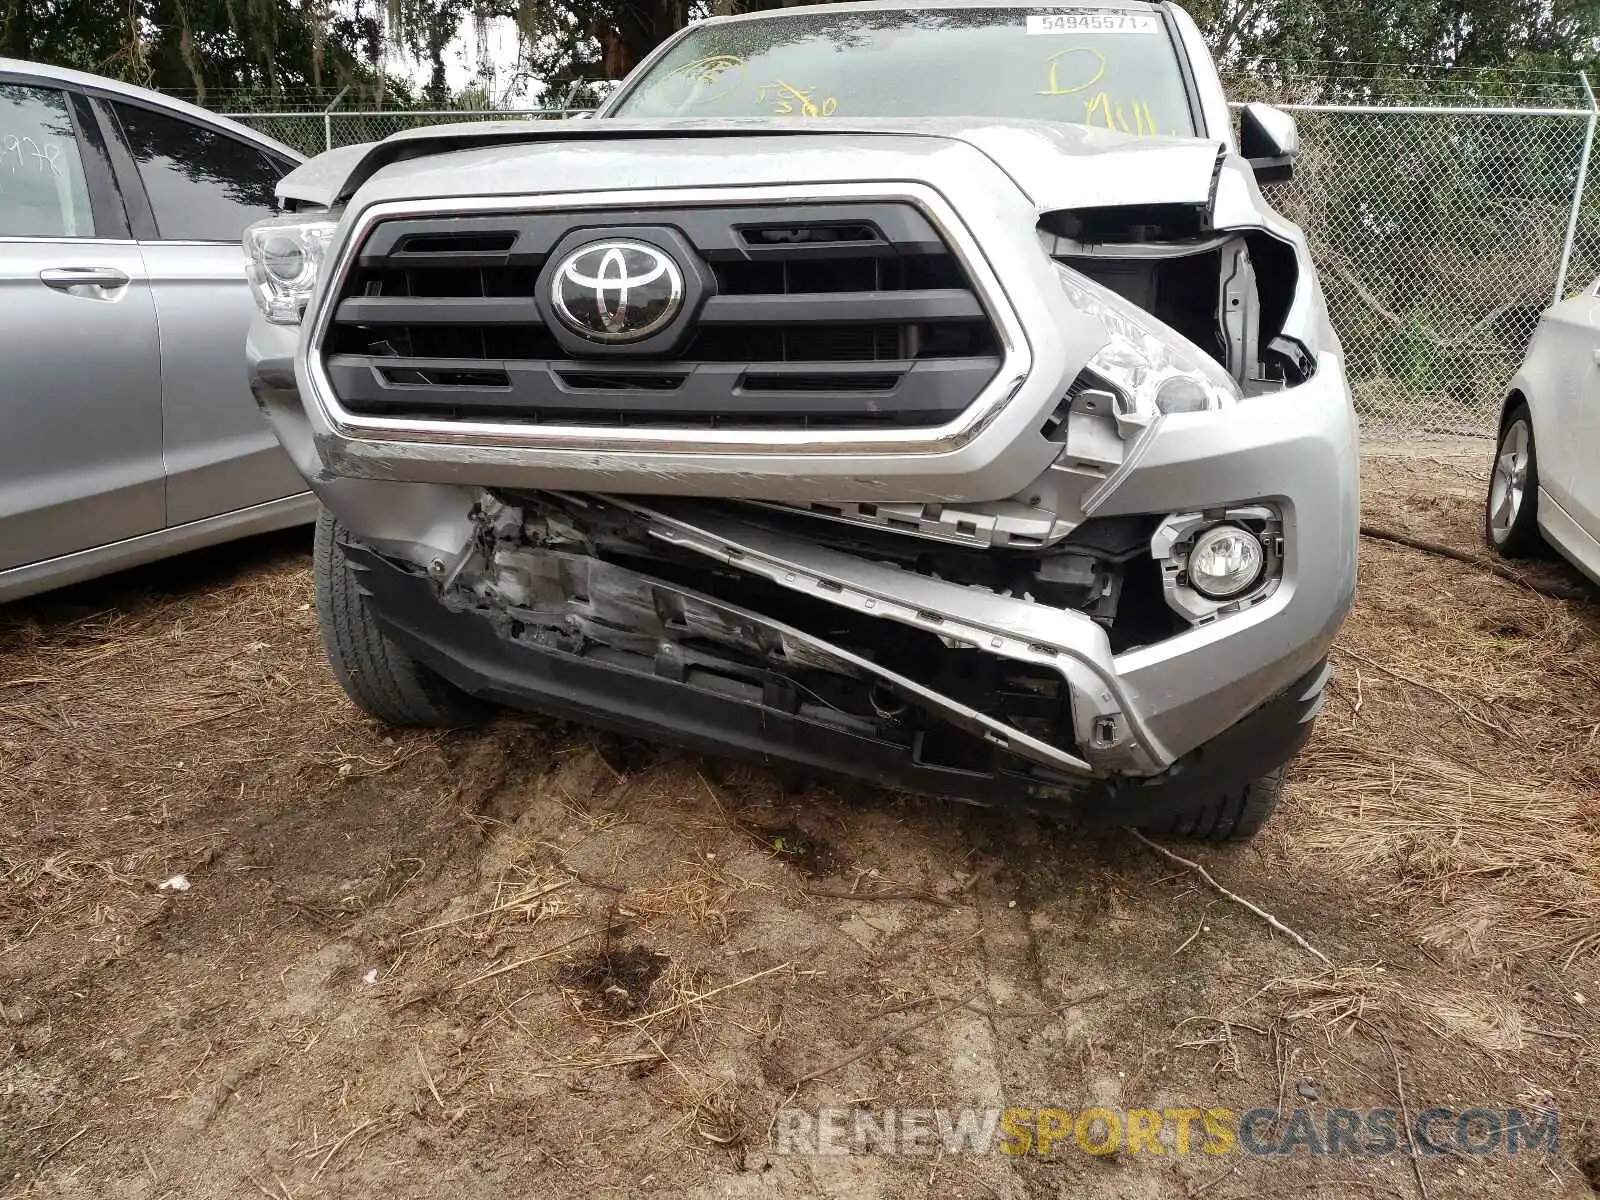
<box><xmin>1487</xmin><ymin>285</ymin><xmax>1600</xmax><ymax>583</ymax></box>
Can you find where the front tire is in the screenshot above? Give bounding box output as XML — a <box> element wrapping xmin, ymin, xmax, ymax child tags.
<box><xmin>1140</xmin><ymin>767</ymin><xmax>1285</xmax><ymax>842</ymax></box>
<box><xmin>1486</xmin><ymin>402</ymin><xmax>1542</xmax><ymax>557</ymax></box>
<box><xmin>313</xmin><ymin>510</ymin><xmax>487</xmax><ymax>728</ymax></box>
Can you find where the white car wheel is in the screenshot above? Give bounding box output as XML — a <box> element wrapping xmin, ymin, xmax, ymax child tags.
<box><xmin>1485</xmin><ymin>403</ymin><xmax>1542</xmax><ymax>556</ymax></box>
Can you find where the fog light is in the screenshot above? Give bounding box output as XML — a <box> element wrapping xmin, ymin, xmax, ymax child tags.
<box><xmin>1187</xmin><ymin>524</ymin><xmax>1265</xmax><ymax>599</ymax></box>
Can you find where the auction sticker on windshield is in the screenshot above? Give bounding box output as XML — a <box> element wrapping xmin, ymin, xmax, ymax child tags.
<box><xmin>1026</xmin><ymin>11</ymin><xmax>1160</xmax><ymax>33</ymax></box>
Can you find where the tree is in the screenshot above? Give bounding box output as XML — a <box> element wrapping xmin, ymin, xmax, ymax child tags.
<box><xmin>1</xmin><ymin>0</ymin><xmax>397</xmax><ymax>104</ymax></box>
<box><xmin>384</xmin><ymin>0</ymin><xmax>703</xmax><ymax>105</ymax></box>
<box><xmin>1</xmin><ymin>0</ymin><xmax>127</xmax><ymax>73</ymax></box>
<box><xmin>1190</xmin><ymin>0</ymin><xmax>1599</xmax><ymax>84</ymax></box>
<box><xmin>7</xmin><ymin>0</ymin><xmax>1600</xmax><ymax>110</ymax></box>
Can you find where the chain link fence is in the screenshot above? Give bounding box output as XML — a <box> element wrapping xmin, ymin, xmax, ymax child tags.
<box><xmin>228</xmin><ymin>89</ymin><xmax>1600</xmax><ymax>441</ymax></box>
<box><xmin>1264</xmin><ymin>102</ymin><xmax>1595</xmax><ymax>438</ymax></box>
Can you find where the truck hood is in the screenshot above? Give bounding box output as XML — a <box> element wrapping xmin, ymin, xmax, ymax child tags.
<box><xmin>278</xmin><ymin>116</ymin><xmax>1225</xmax><ymax>215</ymax></box>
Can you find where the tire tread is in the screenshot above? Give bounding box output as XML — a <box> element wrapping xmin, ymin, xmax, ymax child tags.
<box><xmin>1139</xmin><ymin>767</ymin><xmax>1284</xmax><ymax>842</ymax></box>
<box><xmin>313</xmin><ymin>511</ymin><xmax>484</xmax><ymax>727</ymax></box>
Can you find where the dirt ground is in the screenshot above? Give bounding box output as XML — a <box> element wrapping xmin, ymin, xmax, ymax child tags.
<box><xmin>3</xmin><ymin>449</ymin><xmax>1598</xmax><ymax>1200</ymax></box>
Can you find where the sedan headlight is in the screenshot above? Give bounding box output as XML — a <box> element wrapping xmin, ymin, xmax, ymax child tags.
<box><xmin>1055</xmin><ymin>263</ymin><xmax>1241</xmax><ymax>419</ymax></box>
<box><xmin>244</xmin><ymin>213</ymin><xmax>338</xmax><ymax>325</ymax></box>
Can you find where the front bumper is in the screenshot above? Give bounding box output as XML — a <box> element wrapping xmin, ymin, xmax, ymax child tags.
<box><xmin>252</xmin><ymin>333</ymin><xmax>1357</xmax><ymax>777</ymax></box>
<box><xmin>347</xmin><ymin>539</ymin><xmax>1330</xmax><ymax>824</ymax></box>
<box><xmin>248</xmin><ymin>161</ymin><xmax>1358</xmax><ymax>788</ymax></box>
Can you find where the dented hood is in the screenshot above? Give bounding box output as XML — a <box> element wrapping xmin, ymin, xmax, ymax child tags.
<box><xmin>279</xmin><ymin>116</ymin><xmax>1225</xmax><ymax>214</ymax></box>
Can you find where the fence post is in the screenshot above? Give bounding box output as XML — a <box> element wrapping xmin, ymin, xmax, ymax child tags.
<box><xmin>1555</xmin><ymin>72</ymin><xmax>1597</xmax><ymax>303</ymax></box>
<box><xmin>323</xmin><ymin>85</ymin><xmax>350</xmax><ymax>153</ymax></box>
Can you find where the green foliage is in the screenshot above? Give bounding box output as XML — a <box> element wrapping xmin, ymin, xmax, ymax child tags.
<box><xmin>1187</xmin><ymin>0</ymin><xmax>1599</xmax><ymax>76</ymax></box>
<box><xmin>8</xmin><ymin>0</ymin><xmax>1600</xmax><ymax>109</ymax></box>
<box><xmin>0</xmin><ymin>0</ymin><xmax>398</xmax><ymax>102</ymax></box>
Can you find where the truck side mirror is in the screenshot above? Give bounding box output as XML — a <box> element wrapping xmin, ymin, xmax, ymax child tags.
<box><xmin>1240</xmin><ymin>102</ymin><xmax>1298</xmax><ymax>184</ymax></box>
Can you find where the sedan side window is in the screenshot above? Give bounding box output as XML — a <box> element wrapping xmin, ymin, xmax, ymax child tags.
<box><xmin>0</xmin><ymin>84</ymin><xmax>95</xmax><ymax>237</ymax></box>
<box><xmin>110</xmin><ymin>101</ymin><xmax>281</xmax><ymax>242</ymax></box>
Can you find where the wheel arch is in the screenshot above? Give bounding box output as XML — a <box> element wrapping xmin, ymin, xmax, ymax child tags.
<box><xmin>1498</xmin><ymin>386</ymin><xmax>1530</xmax><ymax>430</ymax></box>
<box><xmin>1496</xmin><ymin>380</ymin><xmax>1545</xmax><ymax>457</ymax></box>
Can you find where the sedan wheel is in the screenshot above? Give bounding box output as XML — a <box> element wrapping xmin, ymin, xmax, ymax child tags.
<box><xmin>1485</xmin><ymin>403</ymin><xmax>1543</xmax><ymax>556</ymax></box>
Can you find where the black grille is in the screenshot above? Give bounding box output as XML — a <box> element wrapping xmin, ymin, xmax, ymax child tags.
<box><xmin>320</xmin><ymin>203</ymin><xmax>1003</xmax><ymax>431</ymax></box>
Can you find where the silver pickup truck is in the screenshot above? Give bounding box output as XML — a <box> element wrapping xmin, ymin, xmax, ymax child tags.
<box><xmin>246</xmin><ymin>0</ymin><xmax>1358</xmax><ymax>840</ymax></box>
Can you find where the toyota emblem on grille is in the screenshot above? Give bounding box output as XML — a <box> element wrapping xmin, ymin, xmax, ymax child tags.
<box><xmin>549</xmin><ymin>239</ymin><xmax>685</xmax><ymax>343</ymax></box>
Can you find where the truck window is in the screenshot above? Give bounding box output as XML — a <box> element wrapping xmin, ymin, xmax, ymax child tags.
<box><xmin>610</xmin><ymin>6</ymin><xmax>1195</xmax><ymax>137</ymax></box>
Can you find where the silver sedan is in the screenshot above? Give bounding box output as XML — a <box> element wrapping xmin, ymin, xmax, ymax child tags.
<box><xmin>0</xmin><ymin>60</ymin><xmax>314</xmax><ymax>603</ymax></box>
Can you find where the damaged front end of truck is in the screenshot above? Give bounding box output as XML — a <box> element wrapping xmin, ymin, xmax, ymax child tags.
<box><xmin>248</xmin><ymin>113</ymin><xmax>1356</xmax><ymax>831</ymax></box>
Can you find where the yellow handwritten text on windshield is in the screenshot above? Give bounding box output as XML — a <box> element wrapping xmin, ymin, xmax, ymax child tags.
<box><xmin>666</xmin><ymin>54</ymin><xmax>746</xmax><ymax>104</ymax></box>
<box><xmin>1039</xmin><ymin>46</ymin><xmax>1162</xmax><ymax>136</ymax></box>
<box><xmin>1038</xmin><ymin>47</ymin><xmax>1106</xmax><ymax>95</ymax></box>
<box><xmin>1082</xmin><ymin>92</ymin><xmax>1162</xmax><ymax>135</ymax></box>
<box><xmin>757</xmin><ymin>80</ymin><xmax>839</xmax><ymax>117</ymax></box>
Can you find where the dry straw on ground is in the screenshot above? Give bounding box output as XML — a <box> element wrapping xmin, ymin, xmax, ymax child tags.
<box><xmin>1299</xmin><ymin>450</ymin><xmax>1600</xmax><ymax>969</ymax></box>
<box><xmin>2</xmin><ymin>453</ymin><xmax>1598</xmax><ymax>1198</ymax></box>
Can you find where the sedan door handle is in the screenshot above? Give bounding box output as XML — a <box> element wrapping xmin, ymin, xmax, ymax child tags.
<box><xmin>40</xmin><ymin>266</ymin><xmax>131</xmax><ymax>295</ymax></box>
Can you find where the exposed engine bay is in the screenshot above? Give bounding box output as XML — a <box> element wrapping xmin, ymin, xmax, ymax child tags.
<box><xmin>438</xmin><ymin>490</ymin><xmax>1215</xmax><ymax>787</ymax></box>
<box><xmin>1042</xmin><ymin>203</ymin><xmax>1310</xmax><ymax>395</ymax></box>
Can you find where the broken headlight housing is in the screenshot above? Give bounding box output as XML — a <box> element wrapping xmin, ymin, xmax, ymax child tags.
<box><xmin>244</xmin><ymin>213</ymin><xmax>338</xmax><ymax>325</ymax></box>
<box><xmin>1055</xmin><ymin>263</ymin><xmax>1241</xmax><ymax>419</ymax></box>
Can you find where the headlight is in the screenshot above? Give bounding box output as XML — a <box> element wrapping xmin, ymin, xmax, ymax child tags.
<box><xmin>244</xmin><ymin>213</ymin><xmax>337</xmax><ymax>325</ymax></box>
<box><xmin>1055</xmin><ymin>264</ymin><xmax>1241</xmax><ymax>419</ymax></box>
<box><xmin>1187</xmin><ymin>523</ymin><xmax>1266</xmax><ymax>599</ymax></box>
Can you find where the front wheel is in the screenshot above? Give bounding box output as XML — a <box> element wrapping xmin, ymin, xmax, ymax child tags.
<box><xmin>313</xmin><ymin>511</ymin><xmax>488</xmax><ymax>728</ymax></box>
<box><xmin>1139</xmin><ymin>768</ymin><xmax>1285</xmax><ymax>842</ymax></box>
<box><xmin>1485</xmin><ymin>403</ymin><xmax>1543</xmax><ymax>557</ymax></box>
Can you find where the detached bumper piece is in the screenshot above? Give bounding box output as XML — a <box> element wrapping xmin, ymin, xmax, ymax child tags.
<box><xmin>343</xmin><ymin>533</ymin><xmax>1329</xmax><ymax>826</ymax></box>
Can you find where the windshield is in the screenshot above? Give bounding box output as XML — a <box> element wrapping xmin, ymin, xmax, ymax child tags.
<box><xmin>609</xmin><ymin>7</ymin><xmax>1196</xmax><ymax>137</ymax></box>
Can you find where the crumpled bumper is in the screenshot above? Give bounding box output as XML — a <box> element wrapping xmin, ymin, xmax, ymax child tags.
<box><xmin>253</xmin><ymin>316</ymin><xmax>1357</xmax><ymax>784</ymax></box>
<box><xmin>247</xmin><ymin>147</ymin><xmax>1358</xmax><ymax>798</ymax></box>
<box><xmin>343</xmin><ymin>534</ymin><xmax>1330</xmax><ymax>822</ymax></box>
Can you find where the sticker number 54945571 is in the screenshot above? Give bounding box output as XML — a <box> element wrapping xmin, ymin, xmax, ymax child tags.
<box><xmin>1026</xmin><ymin>11</ymin><xmax>1161</xmax><ymax>34</ymax></box>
